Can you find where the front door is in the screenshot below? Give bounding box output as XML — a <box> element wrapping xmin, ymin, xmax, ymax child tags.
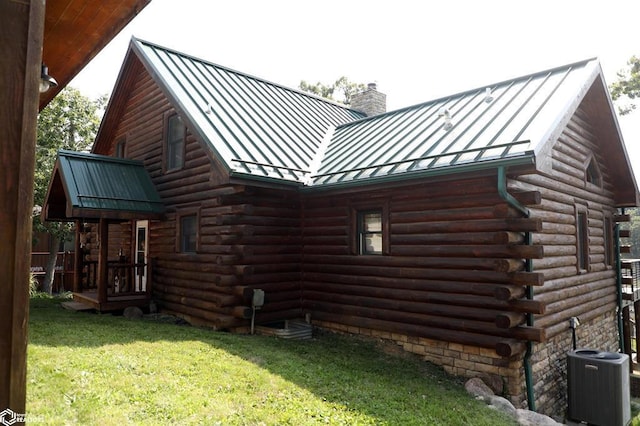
<box><xmin>135</xmin><ymin>220</ymin><xmax>149</xmax><ymax>292</ymax></box>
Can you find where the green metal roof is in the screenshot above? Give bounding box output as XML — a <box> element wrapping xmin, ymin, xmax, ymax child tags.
<box><xmin>312</xmin><ymin>59</ymin><xmax>601</xmax><ymax>186</ymax></box>
<box><xmin>44</xmin><ymin>150</ymin><xmax>165</xmax><ymax>220</ymax></box>
<box><xmin>132</xmin><ymin>38</ymin><xmax>364</xmax><ymax>184</ymax></box>
<box><xmin>118</xmin><ymin>39</ymin><xmax>633</xmax><ymax>193</ymax></box>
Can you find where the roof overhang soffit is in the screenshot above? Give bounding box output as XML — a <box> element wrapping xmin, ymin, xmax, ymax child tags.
<box><xmin>39</xmin><ymin>0</ymin><xmax>151</xmax><ymax>110</ymax></box>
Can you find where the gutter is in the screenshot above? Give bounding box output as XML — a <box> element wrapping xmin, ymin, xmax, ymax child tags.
<box><xmin>303</xmin><ymin>153</ymin><xmax>536</xmax><ymax>193</ymax></box>
<box><xmin>497</xmin><ymin>166</ymin><xmax>536</xmax><ymax>412</ymax></box>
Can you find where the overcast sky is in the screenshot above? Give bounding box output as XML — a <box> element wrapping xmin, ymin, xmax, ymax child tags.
<box><xmin>71</xmin><ymin>0</ymin><xmax>640</xmax><ymax>173</ymax></box>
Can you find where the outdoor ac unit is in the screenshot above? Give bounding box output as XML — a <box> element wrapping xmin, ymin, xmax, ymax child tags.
<box><xmin>567</xmin><ymin>349</ymin><xmax>630</xmax><ymax>426</ymax></box>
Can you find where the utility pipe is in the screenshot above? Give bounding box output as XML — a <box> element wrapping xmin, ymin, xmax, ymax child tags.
<box><xmin>497</xmin><ymin>166</ymin><xmax>536</xmax><ymax>412</ymax></box>
<box><xmin>615</xmin><ymin>210</ymin><xmax>624</xmax><ymax>353</ymax></box>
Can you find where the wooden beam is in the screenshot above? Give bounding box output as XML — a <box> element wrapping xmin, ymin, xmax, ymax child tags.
<box><xmin>0</xmin><ymin>0</ymin><xmax>45</xmax><ymax>413</ymax></box>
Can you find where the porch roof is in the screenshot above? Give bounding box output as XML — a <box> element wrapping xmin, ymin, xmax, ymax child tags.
<box><xmin>43</xmin><ymin>150</ymin><xmax>165</xmax><ymax>221</ymax></box>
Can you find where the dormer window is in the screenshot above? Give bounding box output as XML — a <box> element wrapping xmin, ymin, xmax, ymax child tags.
<box><xmin>585</xmin><ymin>157</ymin><xmax>602</xmax><ymax>187</ymax></box>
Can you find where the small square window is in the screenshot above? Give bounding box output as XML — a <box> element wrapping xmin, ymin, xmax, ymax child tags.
<box><xmin>166</xmin><ymin>114</ymin><xmax>185</xmax><ymax>171</ymax></box>
<box><xmin>358</xmin><ymin>211</ymin><xmax>383</xmax><ymax>255</ymax></box>
<box><xmin>180</xmin><ymin>214</ymin><xmax>197</xmax><ymax>253</ymax></box>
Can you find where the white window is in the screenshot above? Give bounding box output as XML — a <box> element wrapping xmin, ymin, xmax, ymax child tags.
<box><xmin>358</xmin><ymin>211</ymin><xmax>383</xmax><ymax>255</ymax></box>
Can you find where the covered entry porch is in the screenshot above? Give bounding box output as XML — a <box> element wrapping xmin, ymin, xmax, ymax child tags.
<box><xmin>43</xmin><ymin>150</ymin><xmax>165</xmax><ymax>312</ymax></box>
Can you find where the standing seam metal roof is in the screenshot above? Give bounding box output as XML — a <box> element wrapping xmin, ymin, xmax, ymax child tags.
<box><xmin>313</xmin><ymin>59</ymin><xmax>599</xmax><ymax>185</ymax></box>
<box><xmin>52</xmin><ymin>150</ymin><xmax>165</xmax><ymax>218</ymax></box>
<box><xmin>131</xmin><ymin>38</ymin><xmax>602</xmax><ymax>187</ymax></box>
<box><xmin>133</xmin><ymin>38</ymin><xmax>364</xmax><ymax>183</ymax></box>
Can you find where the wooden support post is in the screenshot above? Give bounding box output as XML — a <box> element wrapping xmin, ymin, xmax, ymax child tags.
<box><xmin>73</xmin><ymin>220</ymin><xmax>82</xmax><ymax>293</ymax></box>
<box><xmin>97</xmin><ymin>219</ymin><xmax>109</xmax><ymax>305</ymax></box>
<box><xmin>623</xmin><ymin>306</ymin><xmax>632</xmax><ymax>361</ymax></box>
<box><xmin>0</xmin><ymin>0</ymin><xmax>45</xmax><ymax>413</ymax></box>
<box><xmin>635</xmin><ymin>300</ymin><xmax>640</xmax><ymax>368</ymax></box>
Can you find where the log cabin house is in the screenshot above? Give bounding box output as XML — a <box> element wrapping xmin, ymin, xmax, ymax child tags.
<box><xmin>43</xmin><ymin>37</ymin><xmax>640</xmax><ymax>416</ymax></box>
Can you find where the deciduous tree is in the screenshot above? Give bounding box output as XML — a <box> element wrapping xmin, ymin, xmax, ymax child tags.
<box><xmin>33</xmin><ymin>87</ymin><xmax>106</xmax><ymax>293</ymax></box>
<box><xmin>610</xmin><ymin>56</ymin><xmax>640</xmax><ymax>115</ymax></box>
<box><xmin>299</xmin><ymin>76</ymin><xmax>366</xmax><ymax>105</ymax></box>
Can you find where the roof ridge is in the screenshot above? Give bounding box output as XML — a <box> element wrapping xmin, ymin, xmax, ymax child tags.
<box><xmin>132</xmin><ymin>36</ymin><xmax>363</xmax><ymax>115</ymax></box>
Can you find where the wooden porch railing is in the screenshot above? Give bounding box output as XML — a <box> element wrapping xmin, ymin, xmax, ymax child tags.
<box><xmin>622</xmin><ymin>259</ymin><xmax>640</xmax><ymax>301</ymax></box>
<box><xmin>621</xmin><ymin>259</ymin><xmax>640</xmax><ymax>368</ymax></box>
<box><xmin>30</xmin><ymin>251</ymin><xmax>74</xmax><ymax>291</ymax></box>
<box><xmin>82</xmin><ymin>260</ymin><xmax>149</xmax><ymax>297</ymax></box>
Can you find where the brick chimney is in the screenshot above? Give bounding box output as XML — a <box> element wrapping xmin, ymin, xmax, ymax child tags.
<box><xmin>350</xmin><ymin>82</ymin><xmax>386</xmax><ymax>117</ymax></box>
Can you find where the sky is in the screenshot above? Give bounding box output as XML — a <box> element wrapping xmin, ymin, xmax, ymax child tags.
<box><xmin>71</xmin><ymin>0</ymin><xmax>640</xmax><ymax>173</ymax></box>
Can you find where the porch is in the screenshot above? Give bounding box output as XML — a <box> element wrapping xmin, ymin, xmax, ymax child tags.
<box><xmin>72</xmin><ymin>258</ymin><xmax>152</xmax><ymax>312</ymax></box>
<box><xmin>42</xmin><ymin>151</ymin><xmax>165</xmax><ymax>313</ymax></box>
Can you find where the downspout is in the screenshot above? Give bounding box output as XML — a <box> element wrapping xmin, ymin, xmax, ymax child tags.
<box><xmin>497</xmin><ymin>166</ymin><xmax>536</xmax><ymax>412</ymax></box>
<box><xmin>615</xmin><ymin>208</ymin><xmax>624</xmax><ymax>353</ymax></box>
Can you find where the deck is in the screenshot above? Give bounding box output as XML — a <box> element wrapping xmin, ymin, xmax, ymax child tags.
<box><xmin>72</xmin><ymin>290</ymin><xmax>150</xmax><ymax>312</ymax></box>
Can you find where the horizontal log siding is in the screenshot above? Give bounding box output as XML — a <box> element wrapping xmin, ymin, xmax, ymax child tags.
<box><xmin>513</xmin><ymin>108</ymin><xmax>617</xmax><ymax>336</ymax></box>
<box><xmin>218</xmin><ymin>188</ymin><xmax>303</xmax><ymax>324</ymax></box>
<box><xmin>511</xmin><ymin>107</ymin><xmax>619</xmax><ymax>416</ymax></box>
<box><xmin>301</xmin><ymin>175</ymin><xmax>543</xmax><ymax>356</ymax></box>
<box><xmin>103</xmin><ymin>68</ymin><xmax>304</xmax><ymax>329</ymax></box>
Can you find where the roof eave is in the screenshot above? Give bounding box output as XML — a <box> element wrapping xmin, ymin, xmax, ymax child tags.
<box><xmin>304</xmin><ymin>153</ymin><xmax>537</xmax><ymax>192</ymax></box>
<box><xmin>229</xmin><ymin>171</ymin><xmax>305</xmax><ymax>189</ymax></box>
<box><xmin>128</xmin><ymin>37</ymin><xmax>234</xmax><ymax>177</ymax></box>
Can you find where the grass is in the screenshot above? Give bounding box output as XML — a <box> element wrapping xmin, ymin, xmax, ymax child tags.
<box><xmin>27</xmin><ymin>295</ymin><xmax>516</xmax><ymax>425</ymax></box>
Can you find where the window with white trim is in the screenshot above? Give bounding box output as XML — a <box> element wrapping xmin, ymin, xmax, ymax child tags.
<box><xmin>358</xmin><ymin>210</ymin><xmax>383</xmax><ymax>255</ymax></box>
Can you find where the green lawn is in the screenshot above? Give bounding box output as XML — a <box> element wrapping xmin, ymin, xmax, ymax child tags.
<box><xmin>27</xmin><ymin>295</ymin><xmax>515</xmax><ymax>425</ymax></box>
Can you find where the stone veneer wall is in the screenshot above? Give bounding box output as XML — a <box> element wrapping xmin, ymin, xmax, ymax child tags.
<box><xmin>313</xmin><ymin>319</ymin><xmax>525</xmax><ymax>407</ymax></box>
<box><xmin>315</xmin><ymin>310</ymin><xmax>619</xmax><ymax>419</ymax></box>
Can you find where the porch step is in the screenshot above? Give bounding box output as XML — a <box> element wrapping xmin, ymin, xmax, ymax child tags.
<box><xmin>61</xmin><ymin>301</ymin><xmax>95</xmax><ymax>311</ymax></box>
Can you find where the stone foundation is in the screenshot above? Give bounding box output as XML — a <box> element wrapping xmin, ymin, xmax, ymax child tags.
<box><xmin>314</xmin><ymin>309</ymin><xmax>619</xmax><ymax>419</ymax></box>
<box><xmin>313</xmin><ymin>319</ymin><xmax>525</xmax><ymax>408</ymax></box>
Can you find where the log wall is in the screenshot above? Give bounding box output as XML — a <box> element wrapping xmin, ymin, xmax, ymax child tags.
<box><xmin>301</xmin><ymin>175</ymin><xmax>543</xmax><ymax>355</ymax></box>
<box><xmin>509</xmin><ymin>106</ymin><xmax>619</xmax><ymax>415</ymax></box>
<box><xmin>98</xmin><ymin>67</ymin><xmax>302</xmax><ymax>329</ymax></box>
<box><xmin>302</xmin><ymin>107</ymin><xmax>620</xmax><ymax>416</ymax></box>
<box><xmin>94</xmin><ymin>65</ymin><xmax>622</xmax><ymax>417</ymax></box>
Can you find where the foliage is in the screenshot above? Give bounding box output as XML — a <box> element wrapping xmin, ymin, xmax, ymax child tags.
<box><xmin>610</xmin><ymin>56</ymin><xmax>640</xmax><ymax>115</ymax></box>
<box><xmin>34</xmin><ymin>86</ymin><xmax>106</xmax><ymax>219</ymax></box>
<box><xmin>33</xmin><ymin>87</ymin><xmax>106</xmax><ymax>292</ymax></box>
<box><xmin>299</xmin><ymin>77</ymin><xmax>366</xmax><ymax>105</ymax></box>
<box><xmin>29</xmin><ymin>274</ymin><xmax>39</xmax><ymax>297</ymax></box>
<box><xmin>27</xmin><ymin>297</ymin><xmax>515</xmax><ymax>425</ymax></box>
